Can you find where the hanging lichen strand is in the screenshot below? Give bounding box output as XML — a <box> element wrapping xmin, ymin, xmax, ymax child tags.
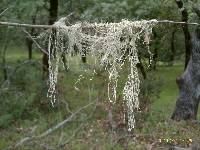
<box><xmin>46</xmin><ymin>18</ymin><xmax>157</xmax><ymax>131</ymax></box>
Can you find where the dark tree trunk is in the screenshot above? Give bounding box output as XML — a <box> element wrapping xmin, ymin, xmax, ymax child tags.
<box><xmin>81</xmin><ymin>49</ymin><xmax>87</xmax><ymax>63</ymax></box>
<box><xmin>2</xmin><ymin>43</ymin><xmax>8</xmax><ymax>80</ymax></box>
<box><xmin>26</xmin><ymin>27</ymin><xmax>34</xmax><ymax>60</ymax></box>
<box><xmin>175</xmin><ymin>0</ymin><xmax>191</xmax><ymax>69</ymax></box>
<box><xmin>27</xmin><ymin>39</ymin><xmax>33</xmax><ymax>60</ymax></box>
<box><xmin>152</xmin><ymin>48</ymin><xmax>158</xmax><ymax>70</ymax></box>
<box><xmin>171</xmin><ymin>27</ymin><xmax>200</xmax><ymax>120</ymax></box>
<box><xmin>152</xmin><ymin>30</ymin><xmax>158</xmax><ymax>70</ymax></box>
<box><xmin>137</xmin><ymin>53</ymin><xmax>146</xmax><ymax>79</ymax></box>
<box><xmin>1</xmin><ymin>28</ymin><xmax>9</xmax><ymax>81</ymax></box>
<box><xmin>81</xmin><ymin>40</ymin><xmax>87</xmax><ymax>63</ymax></box>
<box><xmin>169</xmin><ymin>27</ymin><xmax>176</xmax><ymax>65</ymax></box>
<box><xmin>148</xmin><ymin>30</ymin><xmax>158</xmax><ymax>70</ymax></box>
<box><xmin>42</xmin><ymin>0</ymin><xmax>58</xmax><ymax>76</ymax></box>
<box><xmin>48</xmin><ymin>0</ymin><xmax>58</xmax><ymax>25</ymax></box>
<box><xmin>61</xmin><ymin>53</ymin><xmax>68</xmax><ymax>71</ymax></box>
<box><xmin>26</xmin><ymin>10</ymin><xmax>37</xmax><ymax>60</ymax></box>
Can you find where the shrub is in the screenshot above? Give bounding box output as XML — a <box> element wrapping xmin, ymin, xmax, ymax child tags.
<box><xmin>0</xmin><ymin>61</ymin><xmax>44</xmax><ymax>128</ymax></box>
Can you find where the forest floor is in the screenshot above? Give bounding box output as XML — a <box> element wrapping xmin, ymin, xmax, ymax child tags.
<box><xmin>0</xmin><ymin>49</ymin><xmax>200</xmax><ymax>150</ymax></box>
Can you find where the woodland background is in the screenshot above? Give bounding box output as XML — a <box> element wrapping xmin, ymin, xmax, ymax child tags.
<box><xmin>0</xmin><ymin>0</ymin><xmax>200</xmax><ymax>149</ymax></box>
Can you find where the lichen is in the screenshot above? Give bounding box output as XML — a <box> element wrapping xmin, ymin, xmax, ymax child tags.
<box><xmin>46</xmin><ymin>18</ymin><xmax>157</xmax><ymax>131</ymax></box>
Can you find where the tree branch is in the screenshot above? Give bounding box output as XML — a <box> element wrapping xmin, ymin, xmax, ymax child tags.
<box><xmin>0</xmin><ymin>7</ymin><xmax>12</xmax><ymax>17</ymax></box>
<box><xmin>22</xmin><ymin>28</ymin><xmax>48</xmax><ymax>55</ymax></box>
<box><xmin>0</xmin><ymin>21</ymin><xmax>53</xmax><ymax>29</ymax></box>
<box><xmin>157</xmin><ymin>20</ymin><xmax>200</xmax><ymax>26</ymax></box>
<box><xmin>0</xmin><ymin>20</ymin><xmax>200</xmax><ymax>30</ymax></box>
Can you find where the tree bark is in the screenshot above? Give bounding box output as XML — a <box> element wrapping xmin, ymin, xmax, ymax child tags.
<box><xmin>171</xmin><ymin>27</ymin><xmax>200</xmax><ymax>120</ymax></box>
<box><xmin>26</xmin><ymin>27</ymin><xmax>34</xmax><ymax>60</ymax></box>
<box><xmin>26</xmin><ymin>9</ymin><xmax>38</xmax><ymax>60</ymax></box>
<box><xmin>1</xmin><ymin>28</ymin><xmax>9</xmax><ymax>81</ymax></box>
<box><xmin>152</xmin><ymin>30</ymin><xmax>158</xmax><ymax>70</ymax></box>
<box><xmin>48</xmin><ymin>0</ymin><xmax>58</xmax><ymax>25</ymax></box>
<box><xmin>137</xmin><ymin>53</ymin><xmax>146</xmax><ymax>79</ymax></box>
<box><xmin>175</xmin><ymin>0</ymin><xmax>191</xmax><ymax>69</ymax></box>
<box><xmin>81</xmin><ymin>49</ymin><xmax>87</xmax><ymax>63</ymax></box>
<box><xmin>169</xmin><ymin>26</ymin><xmax>176</xmax><ymax>65</ymax></box>
<box><xmin>26</xmin><ymin>39</ymin><xmax>33</xmax><ymax>60</ymax></box>
<box><xmin>2</xmin><ymin>38</ymin><xmax>8</xmax><ymax>80</ymax></box>
<box><xmin>42</xmin><ymin>0</ymin><xmax>58</xmax><ymax>76</ymax></box>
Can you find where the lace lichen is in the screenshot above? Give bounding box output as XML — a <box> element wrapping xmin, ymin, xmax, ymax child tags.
<box><xmin>45</xmin><ymin>18</ymin><xmax>157</xmax><ymax>131</ymax></box>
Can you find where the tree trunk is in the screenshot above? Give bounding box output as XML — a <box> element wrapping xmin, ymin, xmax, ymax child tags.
<box><xmin>42</xmin><ymin>0</ymin><xmax>58</xmax><ymax>76</ymax></box>
<box><xmin>81</xmin><ymin>49</ymin><xmax>87</xmax><ymax>63</ymax></box>
<box><xmin>137</xmin><ymin>54</ymin><xmax>146</xmax><ymax>79</ymax></box>
<box><xmin>48</xmin><ymin>0</ymin><xmax>58</xmax><ymax>25</ymax></box>
<box><xmin>148</xmin><ymin>30</ymin><xmax>158</xmax><ymax>70</ymax></box>
<box><xmin>2</xmin><ymin>41</ymin><xmax>8</xmax><ymax>80</ymax></box>
<box><xmin>169</xmin><ymin>27</ymin><xmax>176</xmax><ymax>66</ymax></box>
<box><xmin>26</xmin><ymin>10</ymin><xmax>38</xmax><ymax>60</ymax></box>
<box><xmin>27</xmin><ymin>39</ymin><xmax>33</xmax><ymax>60</ymax></box>
<box><xmin>1</xmin><ymin>28</ymin><xmax>9</xmax><ymax>81</ymax></box>
<box><xmin>175</xmin><ymin>0</ymin><xmax>191</xmax><ymax>69</ymax></box>
<box><xmin>171</xmin><ymin>27</ymin><xmax>200</xmax><ymax>120</ymax></box>
<box><xmin>152</xmin><ymin>30</ymin><xmax>158</xmax><ymax>70</ymax></box>
<box><xmin>26</xmin><ymin>28</ymin><xmax>34</xmax><ymax>60</ymax></box>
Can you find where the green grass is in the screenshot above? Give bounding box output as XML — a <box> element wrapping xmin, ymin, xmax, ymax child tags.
<box><xmin>151</xmin><ymin>65</ymin><xmax>200</xmax><ymax>120</ymax></box>
<box><xmin>151</xmin><ymin>65</ymin><xmax>183</xmax><ymax>120</ymax></box>
<box><xmin>135</xmin><ymin>65</ymin><xmax>200</xmax><ymax>148</ymax></box>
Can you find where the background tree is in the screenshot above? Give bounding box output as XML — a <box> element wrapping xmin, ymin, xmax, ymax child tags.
<box><xmin>42</xmin><ymin>0</ymin><xmax>58</xmax><ymax>75</ymax></box>
<box><xmin>172</xmin><ymin>1</ymin><xmax>200</xmax><ymax>120</ymax></box>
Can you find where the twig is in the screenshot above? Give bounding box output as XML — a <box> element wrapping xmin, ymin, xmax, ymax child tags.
<box><xmin>66</xmin><ymin>12</ymin><xmax>75</xmax><ymax>18</ymax></box>
<box><xmin>157</xmin><ymin>20</ymin><xmax>200</xmax><ymax>26</ymax></box>
<box><xmin>6</xmin><ymin>101</ymin><xmax>96</xmax><ymax>150</ymax></box>
<box><xmin>60</xmin><ymin>100</ymin><xmax>72</xmax><ymax>114</ymax></box>
<box><xmin>0</xmin><ymin>21</ymin><xmax>53</xmax><ymax>29</ymax></box>
<box><xmin>0</xmin><ymin>7</ymin><xmax>12</xmax><ymax>17</ymax></box>
<box><xmin>22</xmin><ymin>28</ymin><xmax>49</xmax><ymax>55</ymax></box>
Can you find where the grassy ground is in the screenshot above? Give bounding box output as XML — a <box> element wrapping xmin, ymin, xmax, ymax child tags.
<box><xmin>134</xmin><ymin>65</ymin><xmax>200</xmax><ymax>149</ymax></box>
<box><xmin>0</xmin><ymin>48</ymin><xmax>200</xmax><ymax>149</ymax></box>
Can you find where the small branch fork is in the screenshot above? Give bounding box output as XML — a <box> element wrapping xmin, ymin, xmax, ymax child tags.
<box><xmin>0</xmin><ymin>20</ymin><xmax>200</xmax><ymax>29</ymax></box>
<box><xmin>22</xmin><ymin>28</ymin><xmax>48</xmax><ymax>55</ymax></box>
<box><xmin>0</xmin><ymin>7</ymin><xmax>12</xmax><ymax>17</ymax></box>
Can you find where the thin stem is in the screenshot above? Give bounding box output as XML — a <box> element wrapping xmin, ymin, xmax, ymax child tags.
<box><xmin>157</xmin><ymin>20</ymin><xmax>200</xmax><ymax>26</ymax></box>
<box><xmin>0</xmin><ymin>21</ymin><xmax>53</xmax><ymax>29</ymax></box>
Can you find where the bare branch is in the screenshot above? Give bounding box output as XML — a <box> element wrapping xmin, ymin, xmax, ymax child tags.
<box><xmin>22</xmin><ymin>28</ymin><xmax>49</xmax><ymax>55</ymax></box>
<box><xmin>0</xmin><ymin>7</ymin><xmax>11</xmax><ymax>17</ymax></box>
<box><xmin>0</xmin><ymin>21</ymin><xmax>53</xmax><ymax>29</ymax></box>
<box><xmin>0</xmin><ymin>20</ymin><xmax>200</xmax><ymax>30</ymax></box>
<box><xmin>157</xmin><ymin>20</ymin><xmax>200</xmax><ymax>26</ymax></box>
